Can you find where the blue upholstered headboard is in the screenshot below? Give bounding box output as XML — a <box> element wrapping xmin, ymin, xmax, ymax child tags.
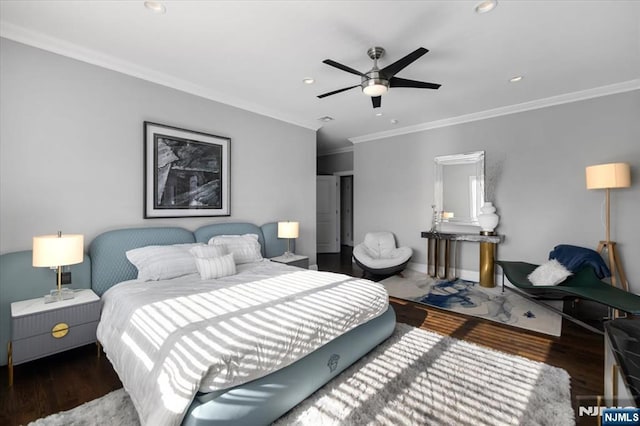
<box><xmin>88</xmin><ymin>222</ymin><xmax>290</xmax><ymax>296</ymax></box>
<box><xmin>89</xmin><ymin>227</ymin><xmax>195</xmax><ymax>296</ymax></box>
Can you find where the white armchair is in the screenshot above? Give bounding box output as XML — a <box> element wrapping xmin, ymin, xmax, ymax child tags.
<box><xmin>353</xmin><ymin>232</ymin><xmax>412</xmax><ymax>279</ymax></box>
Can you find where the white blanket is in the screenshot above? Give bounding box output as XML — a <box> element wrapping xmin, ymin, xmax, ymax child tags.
<box><xmin>97</xmin><ymin>260</ymin><xmax>388</xmax><ymax>426</ymax></box>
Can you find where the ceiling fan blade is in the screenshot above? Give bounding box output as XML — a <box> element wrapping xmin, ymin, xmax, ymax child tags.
<box><xmin>389</xmin><ymin>77</ymin><xmax>441</xmax><ymax>90</ymax></box>
<box><xmin>372</xmin><ymin>96</ymin><xmax>381</xmax><ymax>109</ymax></box>
<box><xmin>317</xmin><ymin>85</ymin><xmax>361</xmax><ymax>99</ymax></box>
<box><xmin>380</xmin><ymin>47</ymin><xmax>429</xmax><ymax>79</ymax></box>
<box><xmin>322</xmin><ymin>59</ymin><xmax>366</xmax><ymax>77</ymax></box>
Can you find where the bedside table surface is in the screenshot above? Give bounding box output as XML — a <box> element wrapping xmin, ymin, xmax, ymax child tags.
<box><xmin>11</xmin><ymin>289</ymin><xmax>99</xmax><ymax>317</ymax></box>
<box><xmin>270</xmin><ymin>254</ymin><xmax>308</xmax><ymax>263</ymax></box>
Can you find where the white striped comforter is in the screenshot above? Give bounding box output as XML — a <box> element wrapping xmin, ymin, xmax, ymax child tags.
<box><xmin>97</xmin><ymin>260</ymin><xmax>388</xmax><ymax>426</ymax></box>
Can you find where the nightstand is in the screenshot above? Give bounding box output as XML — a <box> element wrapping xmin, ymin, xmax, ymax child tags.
<box><xmin>8</xmin><ymin>288</ymin><xmax>101</xmax><ymax>386</ymax></box>
<box><xmin>270</xmin><ymin>254</ymin><xmax>309</xmax><ymax>269</ymax></box>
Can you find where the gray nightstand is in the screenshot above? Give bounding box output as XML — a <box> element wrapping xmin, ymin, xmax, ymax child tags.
<box><xmin>270</xmin><ymin>254</ymin><xmax>309</xmax><ymax>269</ymax></box>
<box><xmin>8</xmin><ymin>289</ymin><xmax>101</xmax><ymax>386</ymax></box>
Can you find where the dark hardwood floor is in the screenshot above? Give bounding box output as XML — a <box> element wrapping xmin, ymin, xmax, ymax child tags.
<box><xmin>0</xmin><ymin>246</ymin><xmax>604</xmax><ymax>425</ymax></box>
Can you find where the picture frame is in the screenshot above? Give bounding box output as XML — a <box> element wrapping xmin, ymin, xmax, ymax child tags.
<box><xmin>144</xmin><ymin>121</ymin><xmax>230</xmax><ymax>218</ymax></box>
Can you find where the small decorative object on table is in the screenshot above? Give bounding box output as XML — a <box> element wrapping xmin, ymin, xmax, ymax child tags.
<box><xmin>430</xmin><ymin>204</ymin><xmax>440</xmax><ymax>232</ymax></box>
<box><xmin>478</xmin><ymin>202</ymin><xmax>499</xmax><ymax>233</ymax></box>
<box><xmin>32</xmin><ymin>232</ymin><xmax>84</xmax><ymax>303</ymax></box>
<box><xmin>477</xmin><ymin>202</ymin><xmax>500</xmax><ymax>287</ymax></box>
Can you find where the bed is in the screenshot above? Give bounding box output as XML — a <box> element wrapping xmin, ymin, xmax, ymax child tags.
<box><xmin>89</xmin><ymin>222</ymin><xmax>396</xmax><ymax>426</ymax></box>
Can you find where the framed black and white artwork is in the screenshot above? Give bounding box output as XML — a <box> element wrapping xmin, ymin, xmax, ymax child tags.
<box><xmin>144</xmin><ymin>122</ymin><xmax>230</xmax><ymax>218</ymax></box>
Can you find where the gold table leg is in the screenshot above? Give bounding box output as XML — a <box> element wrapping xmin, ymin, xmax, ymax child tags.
<box><xmin>434</xmin><ymin>239</ymin><xmax>440</xmax><ymax>279</ymax></box>
<box><xmin>7</xmin><ymin>341</ymin><xmax>13</xmax><ymax>387</ymax></box>
<box><xmin>442</xmin><ymin>239</ymin><xmax>450</xmax><ymax>279</ymax></box>
<box><xmin>427</xmin><ymin>238</ymin><xmax>434</xmax><ymax>277</ymax></box>
<box><xmin>479</xmin><ymin>232</ymin><xmax>496</xmax><ymax>287</ymax></box>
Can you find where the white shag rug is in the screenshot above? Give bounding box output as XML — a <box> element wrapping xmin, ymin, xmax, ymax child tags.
<box><xmin>382</xmin><ymin>269</ymin><xmax>563</xmax><ymax>336</ymax></box>
<box><xmin>29</xmin><ymin>324</ymin><xmax>574</xmax><ymax>426</ymax></box>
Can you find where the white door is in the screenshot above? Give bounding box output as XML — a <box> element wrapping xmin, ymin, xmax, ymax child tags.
<box><xmin>317</xmin><ymin>175</ymin><xmax>339</xmax><ymax>253</ymax></box>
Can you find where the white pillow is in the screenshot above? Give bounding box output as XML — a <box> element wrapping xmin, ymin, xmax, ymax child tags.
<box><xmin>208</xmin><ymin>234</ymin><xmax>263</xmax><ymax>264</ymax></box>
<box><xmin>194</xmin><ymin>253</ymin><xmax>237</xmax><ymax>280</ymax></box>
<box><xmin>126</xmin><ymin>243</ymin><xmax>204</xmax><ymax>281</ymax></box>
<box><xmin>527</xmin><ymin>259</ymin><xmax>573</xmax><ymax>286</ymax></box>
<box><xmin>190</xmin><ymin>245</ymin><xmax>227</xmax><ymax>259</ymax></box>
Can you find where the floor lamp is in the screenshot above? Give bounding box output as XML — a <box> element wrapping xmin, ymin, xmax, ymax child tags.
<box><xmin>585</xmin><ymin>162</ymin><xmax>631</xmax><ymax>292</ymax></box>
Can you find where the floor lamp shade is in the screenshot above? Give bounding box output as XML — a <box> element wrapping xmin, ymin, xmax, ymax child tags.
<box><xmin>33</xmin><ymin>234</ymin><xmax>84</xmax><ymax>268</ymax></box>
<box><xmin>585</xmin><ymin>163</ymin><xmax>631</xmax><ymax>190</ymax></box>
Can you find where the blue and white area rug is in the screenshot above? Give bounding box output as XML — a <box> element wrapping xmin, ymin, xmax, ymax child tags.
<box><xmin>382</xmin><ymin>269</ymin><xmax>563</xmax><ymax>336</ymax></box>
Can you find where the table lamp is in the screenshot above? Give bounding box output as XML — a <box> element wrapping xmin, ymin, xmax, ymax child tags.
<box><xmin>278</xmin><ymin>221</ymin><xmax>299</xmax><ymax>258</ymax></box>
<box><xmin>33</xmin><ymin>232</ymin><xmax>84</xmax><ymax>303</ymax></box>
<box><xmin>585</xmin><ymin>162</ymin><xmax>631</xmax><ymax>291</ymax></box>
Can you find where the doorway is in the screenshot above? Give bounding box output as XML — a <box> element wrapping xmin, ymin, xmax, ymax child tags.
<box><xmin>316</xmin><ymin>172</ymin><xmax>355</xmax><ymax>253</ymax></box>
<box><xmin>339</xmin><ymin>175</ymin><xmax>354</xmax><ymax>246</ymax></box>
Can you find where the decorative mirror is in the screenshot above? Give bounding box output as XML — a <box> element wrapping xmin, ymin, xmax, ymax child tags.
<box><xmin>433</xmin><ymin>151</ymin><xmax>485</xmax><ymax>231</ymax></box>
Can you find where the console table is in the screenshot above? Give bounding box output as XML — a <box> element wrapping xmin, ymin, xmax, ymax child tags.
<box><xmin>421</xmin><ymin>231</ymin><xmax>504</xmax><ymax>287</ymax></box>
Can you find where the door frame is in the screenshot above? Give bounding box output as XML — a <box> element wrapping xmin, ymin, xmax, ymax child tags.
<box><xmin>334</xmin><ymin>171</ymin><xmax>354</xmax><ymax>248</ymax></box>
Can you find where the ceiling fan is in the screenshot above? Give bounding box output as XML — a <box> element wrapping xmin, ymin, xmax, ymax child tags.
<box><xmin>317</xmin><ymin>46</ymin><xmax>441</xmax><ymax>109</ymax></box>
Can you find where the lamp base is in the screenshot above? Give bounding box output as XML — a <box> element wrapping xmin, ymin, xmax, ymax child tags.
<box><xmin>44</xmin><ymin>288</ymin><xmax>75</xmax><ymax>304</ymax></box>
<box><xmin>283</xmin><ymin>251</ymin><xmax>295</xmax><ymax>258</ymax></box>
<box><xmin>596</xmin><ymin>240</ymin><xmax>629</xmax><ymax>319</ymax></box>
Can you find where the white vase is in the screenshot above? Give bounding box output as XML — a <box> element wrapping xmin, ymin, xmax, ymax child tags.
<box><xmin>478</xmin><ymin>202</ymin><xmax>499</xmax><ymax>232</ymax></box>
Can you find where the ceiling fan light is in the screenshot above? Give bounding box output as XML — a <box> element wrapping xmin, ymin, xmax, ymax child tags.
<box><xmin>362</xmin><ymin>83</ymin><xmax>388</xmax><ymax>97</ymax></box>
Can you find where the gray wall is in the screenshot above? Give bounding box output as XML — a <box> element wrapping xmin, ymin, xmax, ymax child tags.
<box><xmin>0</xmin><ymin>39</ymin><xmax>317</xmax><ymax>263</ymax></box>
<box><xmin>317</xmin><ymin>151</ymin><xmax>353</xmax><ymax>175</ymax></box>
<box><xmin>355</xmin><ymin>90</ymin><xmax>640</xmax><ymax>294</ymax></box>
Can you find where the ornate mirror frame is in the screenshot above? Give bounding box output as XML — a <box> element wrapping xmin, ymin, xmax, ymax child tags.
<box><xmin>434</xmin><ymin>151</ymin><xmax>485</xmax><ymax>232</ymax></box>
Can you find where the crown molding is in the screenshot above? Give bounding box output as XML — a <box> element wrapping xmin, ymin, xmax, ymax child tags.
<box><xmin>0</xmin><ymin>23</ymin><xmax>322</xmax><ymax>131</ymax></box>
<box><xmin>349</xmin><ymin>80</ymin><xmax>640</xmax><ymax>144</ymax></box>
<box><xmin>317</xmin><ymin>146</ymin><xmax>354</xmax><ymax>157</ymax></box>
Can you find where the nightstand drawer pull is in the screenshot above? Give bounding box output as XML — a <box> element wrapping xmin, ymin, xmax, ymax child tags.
<box><xmin>51</xmin><ymin>323</ymin><xmax>69</xmax><ymax>338</ymax></box>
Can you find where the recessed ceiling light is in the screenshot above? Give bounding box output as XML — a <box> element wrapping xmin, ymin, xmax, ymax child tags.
<box><xmin>144</xmin><ymin>1</ymin><xmax>166</xmax><ymax>14</ymax></box>
<box><xmin>375</xmin><ymin>112</ymin><xmax>384</xmax><ymax>117</ymax></box>
<box><xmin>475</xmin><ymin>0</ymin><xmax>497</xmax><ymax>14</ymax></box>
<box><xmin>302</xmin><ymin>78</ymin><xmax>315</xmax><ymax>85</ymax></box>
<box><xmin>318</xmin><ymin>116</ymin><xmax>334</xmax><ymax>122</ymax></box>
<box><xmin>390</xmin><ymin>119</ymin><xmax>399</xmax><ymax>125</ymax></box>
<box><xmin>510</xmin><ymin>75</ymin><xmax>524</xmax><ymax>83</ymax></box>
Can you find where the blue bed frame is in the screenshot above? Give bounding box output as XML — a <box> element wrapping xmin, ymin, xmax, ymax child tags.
<box><xmin>88</xmin><ymin>222</ymin><xmax>396</xmax><ymax>425</ymax></box>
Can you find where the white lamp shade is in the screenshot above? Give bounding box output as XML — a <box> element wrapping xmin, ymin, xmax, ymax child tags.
<box><xmin>278</xmin><ymin>221</ymin><xmax>299</xmax><ymax>239</ymax></box>
<box><xmin>586</xmin><ymin>163</ymin><xmax>631</xmax><ymax>189</ymax></box>
<box><xmin>33</xmin><ymin>234</ymin><xmax>84</xmax><ymax>267</ymax></box>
